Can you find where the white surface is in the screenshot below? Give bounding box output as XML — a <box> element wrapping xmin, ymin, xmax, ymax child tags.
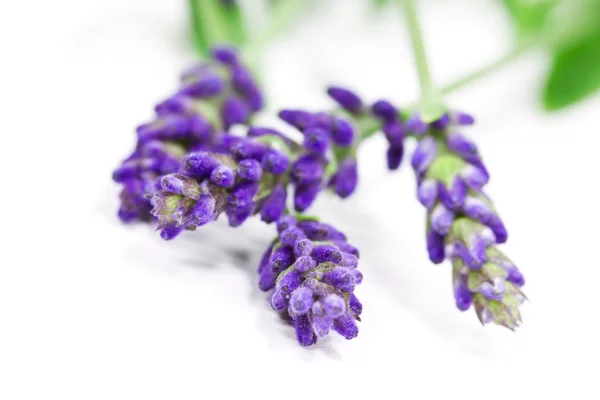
<box><xmin>1</xmin><ymin>0</ymin><xmax>599</xmax><ymax>399</ymax></box>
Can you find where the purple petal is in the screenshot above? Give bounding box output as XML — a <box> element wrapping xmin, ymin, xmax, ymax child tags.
<box><xmin>293</xmin><ymin>181</ymin><xmax>321</xmax><ymax>212</ymax></box>
<box><xmin>294</xmin><ymin>315</ymin><xmax>317</xmax><ymax>347</ymax></box>
<box><xmin>371</xmin><ymin>100</ymin><xmax>397</xmax><ymax>122</ymax></box>
<box><xmin>289</xmin><ymin>287</ymin><xmax>314</xmax><ymax>315</ymax></box>
<box><xmin>437</xmin><ymin>177</ymin><xmax>467</xmax><ymax>211</ymax></box>
<box><xmin>238</xmin><ymin>159</ymin><xmax>263</xmax><ymax>181</ymax></box>
<box><xmin>331</xmin><ymin>117</ymin><xmax>355</xmax><ymax>147</ymax></box>
<box><xmin>417</xmin><ymin>179</ymin><xmax>438</xmax><ymax>209</ymax></box>
<box><xmin>332</xmin><ymin>312</ymin><xmax>359</xmax><ymax>340</ymax></box>
<box><xmin>411</xmin><ymin>137</ymin><xmax>437</xmax><ymax>174</ymax></box>
<box><xmin>429</xmin><ymin>204</ymin><xmax>455</xmax><ymax>235</ymax></box>
<box><xmin>330</xmin><ymin>157</ymin><xmax>358</xmax><ymax>198</ymax></box>
<box><xmin>304</xmin><ymin>127</ymin><xmax>330</xmax><ymax>155</ymax></box>
<box><xmin>311</xmin><ymin>245</ymin><xmax>342</xmax><ymax>264</ymax></box>
<box><xmin>427</xmin><ymin>229</ymin><xmax>446</xmax><ymax>264</ymax></box>
<box><xmin>453</xmin><ymin>273</ymin><xmax>473</xmax><ymax>311</ymax></box>
<box><xmin>293</xmin><ymin>239</ymin><xmax>314</xmax><ymax>258</ymax></box>
<box><xmin>220</xmin><ymin>96</ymin><xmax>250</xmax><ymax>129</ymax></box>
<box><xmin>210</xmin><ymin>165</ymin><xmax>236</xmax><ymax>188</ymax></box>
<box><xmin>260</xmin><ymin>183</ymin><xmax>287</xmax><ymax>223</ymax></box>
<box><xmin>327</xmin><ymin>86</ymin><xmax>363</xmax><ymax>114</ymax></box>
<box><xmin>262</xmin><ymin>149</ymin><xmax>290</xmax><ymax>175</ymax></box>
<box><xmin>294</xmin><ymin>255</ymin><xmax>316</xmax><ymax>272</ymax></box>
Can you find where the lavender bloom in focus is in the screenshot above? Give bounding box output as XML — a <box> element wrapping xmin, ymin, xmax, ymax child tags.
<box><xmin>260</xmin><ymin>216</ymin><xmax>362</xmax><ymax>346</ymax></box>
<box><xmin>113</xmin><ymin>46</ymin><xmax>262</xmax><ymax>223</ymax></box>
<box><xmin>406</xmin><ymin>112</ymin><xmax>526</xmax><ymax>330</ymax></box>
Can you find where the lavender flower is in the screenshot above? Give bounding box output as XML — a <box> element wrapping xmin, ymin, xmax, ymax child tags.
<box><xmin>150</xmin><ymin>133</ymin><xmax>293</xmax><ymax>238</ymax></box>
<box><xmin>113</xmin><ymin>46</ymin><xmax>262</xmax><ymax>223</ymax></box>
<box><xmin>279</xmin><ymin>86</ymin><xmax>369</xmax><ymax>204</ymax></box>
<box><xmin>405</xmin><ymin>112</ymin><xmax>525</xmax><ymax>329</ymax></box>
<box><xmin>259</xmin><ymin>216</ymin><xmax>362</xmax><ymax>346</ymax></box>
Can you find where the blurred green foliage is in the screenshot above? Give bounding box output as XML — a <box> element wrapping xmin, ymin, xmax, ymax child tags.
<box><xmin>502</xmin><ymin>0</ymin><xmax>600</xmax><ymax>110</ymax></box>
<box><xmin>188</xmin><ymin>0</ymin><xmax>247</xmax><ymax>58</ymax></box>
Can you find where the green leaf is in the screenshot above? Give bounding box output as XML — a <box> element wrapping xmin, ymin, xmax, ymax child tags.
<box><xmin>542</xmin><ymin>31</ymin><xmax>600</xmax><ymax>110</ymax></box>
<box><xmin>501</xmin><ymin>0</ymin><xmax>557</xmax><ymax>37</ymax></box>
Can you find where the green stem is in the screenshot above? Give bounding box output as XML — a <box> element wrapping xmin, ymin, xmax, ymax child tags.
<box><xmin>399</xmin><ymin>0</ymin><xmax>444</xmax><ymax>122</ymax></box>
<box><xmin>440</xmin><ymin>45</ymin><xmax>528</xmax><ymax>95</ymax></box>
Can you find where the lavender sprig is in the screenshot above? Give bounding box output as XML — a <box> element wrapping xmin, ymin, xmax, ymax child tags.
<box><xmin>259</xmin><ymin>216</ymin><xmax>362</xmax><ymax>346</ymax></box>
<box><xmin>151</xmin><ymin>88</ymin><xmax>372</xmax><ymax>239</ymax></box>
<box><xmin>402</xmin><ymin>111</ymin><xmax>526</xmax><ymax>329</ymax></box>
<box><xmin>112</xmin><ymin>46</ymin><xmax>263</xmax><ymax>223</ymax></box>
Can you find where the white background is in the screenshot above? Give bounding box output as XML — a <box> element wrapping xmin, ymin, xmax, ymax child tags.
<box><xmin>1</xmin><ymin>0</ymin><xmax>599</xmax><ymax>398</ymax></box>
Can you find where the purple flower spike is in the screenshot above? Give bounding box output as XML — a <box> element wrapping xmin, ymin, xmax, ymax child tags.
<box><xmin>289</xmin><ymin>287</ymin><xmax>314</xmax><ymax>315</ymax></box>
<box><xmin>330</xmin><ymin>157</ymin><xmax>358</xmax><ymax>198</ymax></box>
<box><xmin>262</xmin><ymin>216</ymin><xmax>362</xmax><ymax>346</ymax></box>
<box><xmin>114</xmin><ymin>45</ymin><xmax>263</xmax><ymax>225</ymax></box>
<box><xmin>327</xmin><ymin>86</ymin><xmax>363</xmax><ymax>114</ymax></box>
<box><xmin>304</xmin><ymin>128</ymin><xmax>331</xmax><ymax>154</ymax></box>
<box><xmin>405</xmin><ymin>109</ymin><xmax>526</xmax><ymax>330</ymax></box>
<box><xmin>221</xmin><ymin>96</ymin><xmax>250</xmax><ymax>129</ymax></box>
<box><xmin>238</xmin><ymin>159</ymin><xmax>263</xmax><ymax>181</ymax></box>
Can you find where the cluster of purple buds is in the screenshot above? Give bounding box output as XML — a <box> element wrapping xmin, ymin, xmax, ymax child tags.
<box><xmin>406</xmin><ymin>112</ymin><xmax>526</xmax><ymax>329</ymax></box>
<box><xmin>150</xmin><ymin>130</ymin><xmax>295</xmax><ymax>239</ymax></box>
<box><xmin>259</xmin><ymin>216</ymin><xmax>363</xmax><ymax>346</ymax></box>
<box><xmin>112</xmin><ymin>46</ymin><xmax>262</xmax><ymax>223</ymax></box>
<box><xmin>278</xmin><ymin>86</ymin><xmax>370</xmax><ymax>206</ymax></box>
